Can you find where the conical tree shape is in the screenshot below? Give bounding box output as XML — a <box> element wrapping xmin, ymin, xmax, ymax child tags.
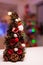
<box><xmin>3</xmin><ymin>12</ymin><xmax>25</xmax><ymax>62</ymax></box>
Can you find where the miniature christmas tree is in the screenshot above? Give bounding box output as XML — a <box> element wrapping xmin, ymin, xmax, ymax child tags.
<box><xmin>3</xmin><ymin>12</ymin><xmax>25</xmax><ymax>62</ymax></box>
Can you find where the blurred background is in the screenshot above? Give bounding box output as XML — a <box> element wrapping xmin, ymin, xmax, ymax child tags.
<box><xmin>0</xmin><ymin>0</ymin><xmax>43</xmax><ymax>49</ymax></box>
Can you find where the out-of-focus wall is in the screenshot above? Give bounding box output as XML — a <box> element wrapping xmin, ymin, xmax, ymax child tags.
<box><xmin>0</xmin><ymin>37</ymin><xmax>5</xmax><ymax>49</ymax></box>
<box><xmin>0</xmin><ymin>0</ymin><xmax>42</xmax><ymax>18</ymax></box>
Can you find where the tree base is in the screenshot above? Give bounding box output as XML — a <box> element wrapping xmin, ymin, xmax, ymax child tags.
<box><xmin>3</xmin><ymin>49</ymin><xmax>25</xmax><ymax>62</ymax></box>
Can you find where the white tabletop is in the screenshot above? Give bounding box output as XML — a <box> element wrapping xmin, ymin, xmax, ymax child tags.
<box><xmin>0</xmin><ymin>47</ymin><xmax>43</xmax><ymax>65</ymax></box>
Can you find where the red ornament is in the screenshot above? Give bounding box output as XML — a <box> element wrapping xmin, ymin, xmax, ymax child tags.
<box><xmin>12</xmin><ymin>28</ymin><xmax>18</xmax><ymax>33</ymax></box>
<box><xmin>7</xmin><ymin>49</ymin><xmax>14</xmax><ymax>55</ymax></box>
<box><xmin>10</xmin><ymin>38</ymin><xmax>19</xmax><ymax>44</ymax></box>
<box><xmin>10</xmin><ymin>39</ymin><xmax>15</xmax><ymax>46</ymax></box>
<box><xmin>10</xmin><ymin>39</ymin><xmax>15</xmax><ymax>43</ymax></box>
<box><xmin>17</xmin><ymin>49</ymin><xmax>23</xmax><ymax>55</ymax></box>
<box><xmin>10</xmin><ymin>43</ymin><xmax>15</xmax><ymax>46</ymax></box>
<box><xmin>14</xmin><ymin>38</ymin><xmax>19</xmax><ymax>43</ymax></box>
<box><xmin>15</xmin><ymin>28</ymin><xmax>18</xmax><ymax>32</ymax></box>
<box><xmin>19</xmin><ymin>46</ymin><xmax>23</xmax><ymax>49</ymax></box>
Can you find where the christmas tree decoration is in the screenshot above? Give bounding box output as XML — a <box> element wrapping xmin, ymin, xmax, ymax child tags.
<box><xmin>10</xmin><ymin>38</ymin><xmax>19</xmax><ymax>44</ymax></box>
<box><xmin>3</xmin><ymin>55</ymin><xmax>8</xmax><ymax>61</ymax></box>
<box><xmin>12</xmin><ymin>27</ymin><xmax>15</xmax><ymax>32</ymax></box>
<box><xmin>14</xmin><ymin>34</ymin><xmax>18</xmax><ymax>37</ymax></box>
<box><xmin>18</xmin><ymin>21</ymin><xmax>22</xmax><ymax>26</ymax></box>
<box><xmin>18</xmin><ymin>25</ymin><xmax>24</xmax><ymax>31</ymax></box>
<box><xmin>14</xmin><ymin>38</ymin><xmax>19</xmax><ymax>43</ymax></box>
<box><xmin>15</xmin><ymin>18</ymin><xmax>21</xmax><ymax>22</ymax></box>
<box><xmin>18</xmin><ymin>18</ymin><xmax>21</xmax><ymax>21</ymax></box>
<box><xmin>21</xmin><ymin>44</ymin><xmax>26</xmax><ymax>47</ymax></box>
<box><xmin>10</xmin><ymin>39</ymin><xmax>15</xmax><ymax>43</ymax></box>
<box><xmin>8</xmin><ymin>11</ymin><xmax>12</xmax><ymax>16</ymax></box>
<box><xmin>15</xmin><ymin>19</ymin><xmax>18</xmax><ymax>22</ymax></box>
<box><xmin>7</xmin><ymin>49</ymin><xmax>14</xmax><ymax>55</ymax></box>
<box><xmin>17</xmin><ymin>49</ymin><xmax>23</xmax><ymax>55</ymax></box>
<box><xmin>3</xmin><ymin>12</ymin><xmax>25</xmax><ymax>62</ymax></box>
<box><xmin>10</xmin><ymin>53</ymin><xmax>19</xmax><ymax>62</ymax></box>
<box><xmin>12</xmin><ymin>28</ymin><xmax>18</xmax><ymax>33</ymax></box>
<box><xmin>14</xmin><ymin>48</ymin><xmax>18</xmax><ymax>51</ymax></box>
<box><xmin>10</xmin><ymin>42</ymin><xmax>15</xmax><ymax>46</ymax></box>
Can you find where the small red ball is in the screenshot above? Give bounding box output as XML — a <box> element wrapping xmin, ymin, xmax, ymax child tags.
<box><xmin>15</xmin><ymin>28</ymin><xmax>18</xmax><ymax>31</ymax></box>
<box><xmin>10</xmin><ymin>43</ymin><xmax>15</xmax><ymax>46</ymax></box>
<box><xmin>10</xmin><ymin>39</ymin><xmax>15</xmax><ymax>43</ymax></box>
<box><xmin>17</xmin><ymin>49</ymin><xmax>23</xmax><ymax>55</ymax></box>
<box><xmin>7</xmin><ymin>49</ymin><xmax>14</xmax><ymax>55</ymax></box>
<box><xmin>19</xmin><ymin>46</ymin><xmax>23</xmax><ymax>49</ymax></box>
<box><xmin>14</xmin><ymin>38</ymin><xmax>19</xmax><ymax>43</ymax></box>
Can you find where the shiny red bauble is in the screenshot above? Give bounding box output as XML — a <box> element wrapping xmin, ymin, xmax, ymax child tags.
<box><xmin>10</xmin><ymin>38</ymin><xmax>19</xmax><ymax>44</ymax></box>
<box><xmin>17</xmin><ymin>49</ymin><xmax>23</xmax><ymax>55</ymax></box>
<box><xmin>7</xmin><ymin>49</ymin><xmax>14</xmax><ymax>55</ymax></box>
<box><xmin>14</xmin><ymin>38</ymin><xmax>19</xmax><ymax>43</ymax></box>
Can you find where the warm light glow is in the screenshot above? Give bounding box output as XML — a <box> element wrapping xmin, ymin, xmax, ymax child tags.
<box><xmin>8</xmin><ymin>11</ymin><xmax>12</xmax><ymax>15</ymax></box>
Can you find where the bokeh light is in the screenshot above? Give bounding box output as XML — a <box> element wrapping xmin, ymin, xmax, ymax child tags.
<box><xmin>32</xmin><ymin>28</ymin><xmax>36</xmax><ymax>33</ymax></box>
<box><xmin>31</xmin><ymin>39</ymin><xmax>37</xmax><ymax>44</ymax></box>
<box><xmin>0</xmin><ymin>22</ymin><xmax>8</xmax><ymax>36</ymax></box>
